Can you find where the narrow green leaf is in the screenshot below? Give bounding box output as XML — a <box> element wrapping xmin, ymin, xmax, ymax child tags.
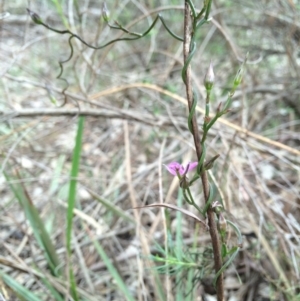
<box><xmin>221</xmin><ymin>243</ymin><xmax>227</xmax><ymax>258</ymax></box>
<box><xmin>92</xmin><ymin>238</ymin><xmax>135</xmax><ymax>301</ymax></box>
<box><xmin>4</xmin><ymin>172</ymin><xmax>61</xmax><ymax>277</ymax></box>
<box><xmin>0</xmin><ymin>271</ymin><xmax>42</xmax><ymax>301</ymax></box>
<box><xmin>176</xmin><ymin>189</ymin><xmax>184</xmax><ymax>301</ymax></box>
<box><xmin>88</xmin><ymin>189</ymin><xmax>135</xmax><ymax>224</ymax></box>
<box><xmin>51</xmin><ymin>0</ymin><xmax>69</xmax><ymax>28</ymax></box>
<box><xmin>66</xmin><ymin>116</ymin><xmax>85</xmax><ymax>301</ymax></box>
<box><xmin>40</xmin><ymin>277</ymin><xmax>64</xmax><ymax>301</ymax></box>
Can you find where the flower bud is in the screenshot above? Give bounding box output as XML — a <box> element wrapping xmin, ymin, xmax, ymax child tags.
<box><xmin>26</xmin><ymin>9</ymin><xmax>43</xmax><ymax>25</ymax></box>
<box><xmin>204</xmin><ymin>116</ymin><xmax>211</xmax><ymax>123</ymax></box>
<box><xmin>102</xmin><ymin>2</ymin><xmax>110</xmax><ymax>22</ymax></box>
<box><xmin>204</xmin><ymin>61</ymin><xmax>214</xmax><ymax>91</ymax></box>
<box><xmin>217</xmin><ymin>212</ymin><xmax>227</xmax><ymax>235</ymax></box>
<box><xmin>216</xmin><ymin>102</ymin><xmax>222</xmax><ymax>114</ymax></box>
<box><xmin>233</xmin><ymin>68</ymin><xmax>243</xmax><ymax>87</ymax></box>
<box><xmin>204</xmin><ymin>154</ymin><xmax>220</xmax><ymax>170</ymax></box>
<box><xmin>179</xmin><ymin>176</ymin><xmax>190</xmax><ymax>189</ymax></box>
<box><xmin>233</xmin><ymin>53</ymin><xmax>248</xmax><ymax>87</ymax></box>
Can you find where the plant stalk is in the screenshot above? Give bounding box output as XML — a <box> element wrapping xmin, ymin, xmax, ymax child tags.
<box><xmin>183</xmin><ymin>2</ymin><xmax>224</xmax><ymax>300</ymax></box>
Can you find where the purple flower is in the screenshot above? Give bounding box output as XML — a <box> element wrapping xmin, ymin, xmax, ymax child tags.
<box><xmin>164</xmin><ymin>162</ymin><xmax>198</xmax><ymax>176</ymax></box>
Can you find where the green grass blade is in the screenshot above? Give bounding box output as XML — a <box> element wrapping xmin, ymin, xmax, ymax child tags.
<box><xmin>88</xmin><ymin>189</ymin><xmax>135</xmax><ymax>224</ymax></box>
<box><xmin>175</xmin><ymin>189</ymin><xmax>184</xmax><ymax>301</ymax></box>
<box><xmin>4</xmin><ymin>172</ymin><xmax>61</xmax><ymax>277</ymax></box>
<box><xmin>66</xmin><ymin>116</ymin><xmax>85</xmax><ymax>301</ymax></box>
<box><xmin>40</xmin><ymin>277</ymin><xmax>64</xmax><ymax>301</ymax></box>
<box><xmin>0</xmin><ymin>271</ymin><xmax>42</xmax><ymax>301</ymax></box>
<box><xmin>91</xmin><ymin>238</ymin><xmax>135</xmax><ymax>301</ymax></box>
<box><xmin>51</xmin><ymin>0</ymin><xmax>69</xmax><ymax>28</ymax></box>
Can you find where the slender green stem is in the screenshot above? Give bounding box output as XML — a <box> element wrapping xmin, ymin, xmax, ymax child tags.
<box><xmin>182</xmin><ymin>1</ymin><xmax>225</xmax><ymax>299</ymax></box>
<box><xmin>203</xmin><ymin>113</ymin><xmax>220</xmax><ymax>136</ymax></box>
<box><xmin>183</xmin><ymin>189</ymin><xmax>193</xmax><ymax>205</ymax></box>
<box><xmin>158</xmin><ymin>14</ymin><xmax>184</xmax><ymax>41</ymax></box>
<box><xmin>186</xmin><ymin>187</ymin><xmax>203</xmax><ymax>215</ymax></box>
<box><xmin>181</xmin><ymin>41</ymin><xmax>197</xmax><ymax>84</ymax></box>
<box><xmin>187</xmin><ymin>0</ymin><xmax>197</xmax><ymax>19</ymax></box>
<box><xmin>182</xmin><ymin>181</ymin><xmax>203</xmax><ymax>215</ymax></box>
<box><xmin>181</xmin><ymin>40</ymin><xmax>199</xmax><ymax>134</ymax></box>
<box><xmin>204</xmin><ymin>0</ymin><xmax>213</xmax><ymax>20</ymax></box>
<box><xmin>196</xmin><ymin>18</ymin><xmax>207</xmax><ymax>28</ymax></box>
<box><xmin>28</xmin><ymin>10</ymin><xmax>183</xmax><ymax>85</ymax></box>
<box><xmin>205</xmin><ymin>90</ymin><xmax>211</xmax><ymax>116</ymax></box>
<box><xmin>196</xmin><ymin>9</ymin><xmax>205</xmax><ymax>21</ymax></box>
<box><xmin>189</xmin><ymin>173</ymin><xmax>200</xmax><ymax>186</ymax></box>
<box><xmin>109</xmin><ymin>21</ymin><xmax>142</xmax><ymax>37</ymax></box>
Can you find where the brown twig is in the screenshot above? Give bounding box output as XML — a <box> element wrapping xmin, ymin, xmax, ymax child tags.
<box><xmin>2</xmin><ymin>82</ymin><xmax>299</xmax><ymax>158</ymax></box>
<box><xmin>183</xmin><ymin>2</ymin><xmax>224</xmax><ymax>300</ymax></box>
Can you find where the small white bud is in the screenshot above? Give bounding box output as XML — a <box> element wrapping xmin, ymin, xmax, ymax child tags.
<box><xmin>102</xmin><ymin>2</ymin><xmax>110</xmax><ymax>22</ymax></box>
<box><xmin>204</xmin><ymin>61</ymin><xmax>215</xmax><ymax>91</ymax></box>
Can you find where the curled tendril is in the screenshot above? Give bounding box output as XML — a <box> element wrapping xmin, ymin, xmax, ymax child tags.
<box><xmin>181</xmin><ymin>0</ymin><xmax>212</xmax><ymax>135</ymax></box>
<box><xmin>181</xmin><ymin>41</ymin><xmax>197</xmax><ymax>133</ymax></box>
<box><xmin>27</xmin><ymin>8</ymin><xmax>183</xmax><ymax>106</ymax></box>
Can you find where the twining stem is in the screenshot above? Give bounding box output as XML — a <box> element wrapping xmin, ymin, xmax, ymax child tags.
<box><xmin>183</xmin><ymin>2</ymin><xmax>224</xmax><ymax>300</ymax></box>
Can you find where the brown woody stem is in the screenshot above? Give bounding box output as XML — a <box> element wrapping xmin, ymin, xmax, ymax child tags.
<box><xmin>183</xmin><ymin>2</ymin><xmax>224</xmax><ymax>300</ymax></box>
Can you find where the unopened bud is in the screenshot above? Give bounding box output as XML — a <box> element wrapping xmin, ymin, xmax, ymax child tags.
<box><xmin>218</xmin><ymin>212</ymin><xmax>227</xmax><ymax>235</ymax></box>
<box><xmin>204</xmin><ymin>116</ymin><xmax>211</xmax><ymax>123</ymax></box>
<box><xmin>216</xmin><ymin>102</ymin><xmax>222</xmax><ymax>113</ymax></box>
<box><xmin>221</xmin><ymin>109</ymin><xmax>231</xmax><ymax>116</ymax></box>
<box><xmin>233</xmin><ymin>68</ymin><xmax>243</xmax><ymax>87</ymax></box>
<box><xmin>204</xmin><ymin>62</ymin><xmax>214</xmax><ymax>91</ymax></box>
<box><xmin>212</xmin><ymin>201</ymin><xmax>223</xmax><ymax>214</ymax></box>
<box><xmin>179</xmin><ymin>176</ymin><xmax>190</xmax><ymax>189</ymax></box>
<box><xmin>204</xmin><ymin>154</ymin><xmax>220</xmax><ymax>170</ymax></box>
<box><xmin>102</xmin><ymin>2</ymin><xmax>110</xmax><ymax>22</ymax></box>
<box><xmin>26</xmin><ymin>9</ymin><xmax>43</xmax><ymax>25</ymax></box>
<box><xmin>233</xmin><ymin>53</ymin><xmax>248</xmax><ymax>87</ymax></box>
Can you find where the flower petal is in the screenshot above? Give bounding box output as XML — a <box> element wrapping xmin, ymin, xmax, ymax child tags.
<box><xmin>186</xmin><ymin>161</ymin><xmax>198</xmax><ymax>172</ymax></box>
<box><xmin>164</xmin><ymin>162</ymin><xmax>184</xmax><ymax>176</ymax></box>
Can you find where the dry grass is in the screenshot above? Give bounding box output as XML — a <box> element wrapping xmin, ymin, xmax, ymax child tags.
<box><xmin>0</xmin><ymin>1</ymin><xmax>299</xmax><ymax>300</ymax></box>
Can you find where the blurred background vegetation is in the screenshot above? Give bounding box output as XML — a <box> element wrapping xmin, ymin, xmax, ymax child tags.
<box><xmin>0</xmin><ymin>0</ymin><xmax>299</xmax><ymax>300</ymax></box>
